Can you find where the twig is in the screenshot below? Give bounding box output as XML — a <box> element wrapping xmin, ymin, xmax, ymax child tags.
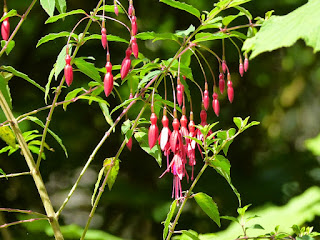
<box><xmin>0</xmin><ymin>172</ymin><xmax>30</xmax><ymax>179</ymax></box>
<box><xmin>0</xmin><ymin>218</ymin><xmax>47</xmax><ymax>229</ymax></box>
<box><xmin>0</xmin><ymin>208</ymin><xmax>47</xmax><ymax>218</ymax></box>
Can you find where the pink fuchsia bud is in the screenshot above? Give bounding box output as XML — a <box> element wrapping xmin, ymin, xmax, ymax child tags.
<box><xmin>64</xmin><ymin>55</ymin><xmax>73</xmax><ymax>86</ymax></box>
<box><xmin>128</xmin><ymin>4</ymin><xmax>134</xmax><ymax>17</ymax></box>
<box><xmin>104</xmin><ymin>72</ymin><xmax>114</xmax><ymax>97</ymax></box>
<box><xmin>126</xmin><ymin>137</ymin><xmax>132</xmax><ymax>151</ymax></box>
<box><xmin>114</xmin><ymin>3</ymin><xmax>119</xmax><ymax>16</ymax></box>
<box><xmin>120</xmin><ymin>48</ymin><xmax>132</xmax><ymax>79</ymax></box>
<box><xmin>222</xmin><ymin>60</ymin><xmax>227</xmax><ymax>73</ymax></box>
<box><xmin>170</xmin><ymin>118</ymin><xmax>182</xmax><ymax>154</ymax></box>
<box><xmin>200</xmin><ymin>109</ymin><xmax>207</xmax><ymax>126</ymax></box>
<box><xmin>227</xmin><ymin>80</ymin><xmax>234</xmax><ymax>103</ymax></box>
<box><xmin>244</xmin><ymin>57</ymin><xmax>249</xmax><ymax>72</ymax></box>
<box><xmin>105</xmin><ymin>61</ymin><xmax>112</xmax><ymax>73</ymax></box>
<box><xmin>159</xmin><ymin>115</ymin><xmax>171</xmax><ymax>151</ymax></box>
<box><xmin>1</xmin><ymin>16</ymin><xmax>10</xmax><ymax>41</ymax></box>
<box><xmin>131</xmin><ymin>36</ymin><xmax>139</xmax><ymax>58</ymax></box>
<box><xmin>180</xmin><ymin>115</ymin><xmax>189</xmax><ymax>147</ymax></box>
<box><xmin>148</xmin><ymin>113</ymin><xmax>159</xmax><ymax>149</ymax></box>
<box><xmin>101</xmin><ymin>28</ymin><xmax>107</xmax><ymax>49</ymax></box>
<box><xmin>212</xmin><ymin>92</ymin><xmax>220</xmax><ymax>117</ymax></box>
<box><xmin>177</xmin><ymin>84</ymin><xmax>183</xmax><ymax>107</ymax></box>
<box><xmin>219</xmin><ymin>73</ymin><xmax>225</xmax><ymax>94</ymax></box>
<box><xmin>131</xmin><ymin>16</ymin><xmax>138</xmax><ymax>36</ymax></box>
<box><xmin>239</xmin><ymin>62</ymin><xmax>244</xmax><ymax>77</ymax></box>
<box><xmin>203</xmin><ymin>89</ymin><xmax>210</xmax><ymax>110</ymax></box>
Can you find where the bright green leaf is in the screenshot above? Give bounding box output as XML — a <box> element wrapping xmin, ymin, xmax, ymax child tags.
<box><xmin>83</xmin><ymin>34</ymin><xmax>129</xmax><ymax>44</ymax></box>
<box><xmin>103</xmin><ymin>157</ymin><xmax>120</xmax><ymax>190</ymax></box>
<box><xmin>134</xmin><ymin>127</ymin><xmax>162</xmax><ymax>167</ymax></box>
<box><xmin>243</xmin><ymin>0</ymin><xmax>320</xmax><ymax>58</ymax></box>
<box><xmin>0</xmin><ymin>126</ymin><xmax>16</xmax><ymax>148</ymax></box>
<box><xmin>91</xmin><ymin>167</ymin><xmax>105</xmax><ymax>206</ymax></box>
<box><xmin>26</xmin><ymin>116</ymin><xmax>68</xmax><ymax>157</ymax></box>
<box><xmin>97</xmin><ymin>5</ymin><xmax>125</xmax><ymax>14</ymax></box>
<box><xmin>63</xmin><ymin>88</ymin><xmax>84</xmax><ymax>110</ymax></box>
<box><xmin>194</xmin><ymin>32</ymin><xmax>236</xmax><ymax>43</ymax></box>
<box><xmin>73</xmin><ymin>58</ymin><xmax>101</xmax><ymax>83</ymax></box>
<box><xmin>45</xmin><ymin>9</ymin><xmax>86</xmax><ymax>24</ymax></box>
<box><xmin>0</xmin><ymin>10</ymin><xmax>18</xmax><ymax>22</ymax></box>
<box><xmin>234</xmin><ymin>6</ymin><xmax>252</xmax><ymax>20</ymax></box>
<box><xmin>181</xmin><ymin>230</ymin><xmax>200</xmax><ymax>240</ymax></box>
<box><xmin>37</xmin><ymin>32</ymin><xmax>77</xmax><ymax>48</ymax></box>
<box><xmin>222</xmin><ymin>12</ymin><xmax>245</xmax><ymax>26</ymax></box>
<box><xmin>228</xmin><ymin>0</ymin><xmax>252</xmax><ymax>8</ymax></box>
<box><xmin>110</xmin><ymin>97</ymin><xmax>138</xmax><ymax>115</ymax></box>
<box><xmin>135</xmin><ymin>32</ymin><xmax>178</xmax><ymax>42</ymax></box>
<box><xmin>175</xmin><ymin>25</ymin><xmax>195</xmax><ymax>38</ymax></box>
<box><xmin>0</xmin><ymin>66</ymin><xmax>45</xmax><ymax>92</ymax></box>
<box><xmin>163</xmin><ymin>200</ymin><xmax>177</xmax><ymax>240</ymax></box>
<box><xmin>237</xmin><ymin>204</ymin><xmax>251</xmax><ymax>216</ymax></box>
<box><xmin>54</xmin><ymin>45</ymin><xmax>69</xmax><ymax>80</ymax></box>
<box><xmin>194</xmin><ymin>192</ymin><xmax>220</xmax><ymax>227</ymax></box>
<box><xmin>221</xmin><ymin>215</ymin><xmax>239</xmax><ymax>223</ymax></box>
<box><xmin>160</xmin><ymin>0</ymin><xmax>200</xmax><ymax>19</ymax></box>
<box><xmin>45</xmin><ymin>68</ymin><xmax>54</xmax><ymax>104</ymax></box>
<box><xmin>99</xmin><ymin>102</ymin><xmax>114</xmax><ymax>129</ymax></box>
<box><xmin>0</xmin><ymin>72</ymin><xmax>13</xmax><ymax>109</ymax></box>
<box><xmin>1</xmin><ymin>40</ymin><xmax>15</xmax><ymax>55</ymax></box>
<box><xmin>138</xmin><ymin>70</ymin><xmax>161</xmax><ymax>89</ymax></box>
<box><xmin>40</xmin><ymin>0</ymin><xmax>55</xmax><ymax>17</ymax></box>
<box><xmin>55</xmin><ymin>0</ymin><xmax>66</xmax><ymax>14</ymax></box>
<box><xmin>0</xmin><ymin>168</ymin><xmax>6</xmax><ymax>179</ymax></box>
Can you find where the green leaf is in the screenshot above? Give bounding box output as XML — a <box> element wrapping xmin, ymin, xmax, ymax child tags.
<box><xmin>26</xmin><ymin>116</ymin><xmax>68</xmax><ymax>157</ymax></box>
<box><xmin>99</xmin><ymin>102</ymin><xmax>114</xmax><ymax>129</ymax></box>
<box><xmin>45</xmin><ymin>9</ymin><xmax>86</xmax><ymax>24</ymax></box>
<box><xmin>163</xmin><ymin>200</ymin><xmax>177</xmax><ymax>240</ymax></box>
<box><xmin>37</xmin><ymin>32</ymin><xmax>77</xmax><ymax>48</ymax></box>
<box><xmin>55</xmin><ymin>0</ymin><xmax>66</xmax><ymax>14</ymax></box>
<box><xmin>160</xmin><ymin>0</ymin><xmax>200</xmax><ymax>19</ymax></box>
<box><xmin>40</xmin><ymin>0</ymin><xmax>55</xmax><ymax>17</ymax></box>
<box><xmin>194</xmin><ymin>32</ymin><xmax>236</xmax><ymax>43</ymax></box>
<box><xmin>250</xmin><ymin>224</ymin><xmax>264</xmax><ymax>230</ymax></box>
<box><xmin>97</xmin><ymin>5</ymin><xmax>125</xmax><ymax>14</ymax></box>
<box><xmin>0</xmin><ymin>126</ymin><xmax>16</xmax><ymax>148</ymax></box>
<box><xmin>134</xmin><ymin>127</ymin><xmax>162</xmax><ymax>167</ymax></box>
<box><xmin>234</xmin><ymin>6</ymin><xmax>252</xmax><ymax>20</ymax></box>
<box><xmin>221</xmin><ymin>215</ymin><xmax>239</xmax><ymax>223</ymax></box>
<box><xmin>222</xmin><ymin>12</ymin><xmax>245</xmax><ymax>26</ymax></box>
<box><xmin>237</xmin><ymin>204</ymin><xmax>251</xmax><ymax>216</ymax></box>
<box><xmin>1</xmin><ymin>40</ymin><xmax>15</xmax><ymax>55</ymax></box>
<box><xmin>78</xmin><ymin>96</ymin><xmax>109</xmax><ymax>106</ymax></box>
<box><xmin>73</xmin><ymin>58</ymin><xmax>101</xmax><ymax>83</ymax></box>
<box><xmin>0</xmin><ymin>66</ymin><xmax>45</xmax><ymax>92</ymax></box>
<box><xmin>194</xmin><ymin>192</ymin><xmax>220</xmax><ymax>227</ymax></box>
<box><xmin>110</xmin><ymin>97</ymin><xmax>138</xmax><ymax>115</ymax></box>
<box><xmin>138</xmin><ymin>70</ymin><xmax>161</xmax><ymax>89</ymax></box>
<box><xmin>54</xmin><ymin>45</ymin><xmax>69</xmax><ymax>80</ymax></box>
<box><xmin>233</xmin><ymin>117</ymin><xmax>243</xmax><ymax>129</ymax></box>
<box><xmin>181</xmin><ymin>230</ymin><xmax>200</xmax><ymax>240</ymax></box>
<box><xmin>91</xmin><ymin>167</ymin><xmax>105</xmax><ymax>206</ymax></box>
<box><xmin>175</xmin><ymin>25</ymin><xmax>195</xmax><ymax>38</ymax></box>
<box><xmin>243</xmin><ymin>0</ymin><xmax>320</xmax><ymax>58</ymax></box>
<box><xmin>0</xmin><ymin>72</ymin><xmax>13</xmax><ymax>109</ymax></box>
<box><xmin>0</xmin><ymin>10</ymin><xmax>18</xmax><ymax>22</ymax></box>
<box><xmin>209</xmin><ymin>155</ymin><xmax>241</xmax><ymax>206</ymax></box>
<box><xmin>228</xmin><ymin>0</ymin><xmax>252</xmax><ymax>8</ymax></box>
<box><xmin>243</xmin><ymin>121</ymin><xmax>260</xmax><ymax>131</ymax></box>
<box><xmin>0</xmin><ymin>168</ymin><xmax>7</xmax><ymax>179</ymax></box>
<box><xmin>45</xmin><ymin>68</ymin><xmax>54</xmax><ymax>104</ymax></box>
<box><xmin>296</xmin><ymin>236</ymin><xmax>315</xmax><ymax>240</ymax></box>
<box><xmin>83</xmin><ymin>34</ymin><xmax>129</xmax><ymax>44</ymax></box>
<box><xmin>63</xmin><ymin>88</ymin><xmax>84</xmax><ymax>110</ymax></box>
<box><xmin>103</xmin><ymin>158</ymin><xmax>120</xmax><ymax>190</ymax></box>
<box><xmin>135</xmin><ymin>32</ymin><xmax>178</xmax><ymax>42</ymax></box>
<box><xmin>306</xmin><ymin>134</ymin><xmax>320</xmax><ymax>156</ymax></box>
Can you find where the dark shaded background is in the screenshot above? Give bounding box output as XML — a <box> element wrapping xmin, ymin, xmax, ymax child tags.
<box><xmin>1</xmin><ymin>0</ymin><xmax>320</xmax><ymax>239</ymax></box>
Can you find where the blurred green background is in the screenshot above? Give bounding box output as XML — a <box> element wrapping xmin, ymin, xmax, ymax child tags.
<box><xmin>1</xmin><ymin>0</ymin><xmax>320</xmax><ymax>239</ymax></box>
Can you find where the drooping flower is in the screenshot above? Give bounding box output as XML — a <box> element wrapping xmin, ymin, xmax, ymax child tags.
<box><xmin>222</xmin><ymin>60</ymin><xmax>227</xmax><ymax>73</ymax></box>
<box><xmin>120</xmin><ymin>48</ymin><xmax>132</xmax><ymax>79</ymax></box>
<box><xmin>219</xmin><ymin>73</ymin><xmax>225</xmax><ymax>94</ymax></box>
<box><xmin>170</xmin><ymin>118</ymin><xmax>183</xmax><ymax>154</ymax></box>
<box><xmin>171</xmin><ymin>153</ymin><xmax>184</xmax><ymax>200</ymax></box>
<box><xmin>114</xmin><ymin>1</ymin><xmax>119</xmax><ymax>16</ymax></box>
<box><xmin>148</xmin><ymin>113</ymin><xmax>159</xmax><ymax>149</ymax></box>
<box><xmin>212</xmin><ymin>92</ymin><xmax>220</xmax><ymax>117</ymax></box>
<box><xmin>227</xmin><ymin>80</ymin><xmax>234</xmax><ymax>103</ymax></box>
<box><xmin>244</xmin><ymin>56</ymin><xmax>249</xmax><ymax>72</ymax></box>
<box><xmin>131</xmin><ymin>36</ymin><xmax>139</xmax><ymax>58</ymax></box>
<box><xmin>1</xmin><ymin>15</ymin><xmax>10</xmax><ymax>41</ymax></box>
<box><xmin>104</xmin><ymin>61</ymin><xmax>114</xmax><ymax>97</ymax></box>
<box><xmin>180</xmin><ymin>114</ymin><xmax>189</xmax><ymax>157</ymax></box>
<box><xmin>64</xmin><ymin>54</ymin><xmax>73</xmax><ymax>86</ymax></box>
<box><xmin>131</xmin><ymin>15</ymin><xmax>138</xmax><ymax>36</ymax></box>
<box><xmin>187</xmin><ymin>117</ymin><xmax>196</xmax><ymax>180</ymax></box>
<box><xmin>159</xmin><ymin>113</ymin><xmax>171</xmax><ymax>168</ymax></box>
<box><xmin>101</xmin><ymin>27</ymin><xmax>107</xmax><ymax>49</ymax></box>
<box><xmin>239</xmin><ymin>62</ymin><xmax>244</xmax><ymax>77</ymax></box>
<box><xmin>177</xmin><ymin>83</ymin><xmax>184</xmax><ymax>107</ymax></box>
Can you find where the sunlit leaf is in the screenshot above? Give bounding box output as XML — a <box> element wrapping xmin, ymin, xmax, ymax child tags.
<box><xmin>1</xmin><ymin>40</ymin><xmax>15</xmax><ymax>55</ymax></box>
<box><xmin>83</xmin><ymin>34</ymin><xmax>129</xmax><ymax>44</ymax></box>
<box><xmin>45</xmin><ymin>9</ymin><xmax>86</xmax><ymax>24</ymax></box>
<box><xmin>55</xmin><ymin>0</ymin><xmax>66</xmax><ymax>14</ymax></box>
<box><xmin>63</xmin><ymin>88</ymin><xmax>84</xmax><ymax>110</ymax></box>
<box><xmin>103</xmin><ymin>157</ymin><xmax>120</xmax><ymax>190</ymax></box>
<box><xmin>163</xmin><ymin>200</ymin><xmax>177</xmax><ymax>240</ymax></box>
<box><xmin>0</xmin><ymin>72</ymin><xmax>13</xmax><ymax>109</ymax></box>
<box><xmin>74</xmin><ymin>58</ymin><xmax>101</xmax><ymax>83</ymax></box>
<box><xmin>0</xmin><ymin>10</ymin><xmax>18</xmax><ymax>22</ymax></box>
<box><xmin>37</xmin><ymin>32</ymin><xmax>77</xmax><ymax>48</ymax></box>
<box><xmin>160</xmin><ymin>0</ymin><xmax>200</xmax><ymax>18</ymax></box>
<box><xmin>40</xmin><ymin>0</ymin><xmax>55</xmax><ymax>17</ymax></box>
<box><xmin>0</xmin><ymin>125</ymin><xmax>16</xmax><ymax>148</ymax></box>
<box><xmin>194</xmin><ymin>192</ymin><xmax>220</xmax><ymax>227</ymax></box>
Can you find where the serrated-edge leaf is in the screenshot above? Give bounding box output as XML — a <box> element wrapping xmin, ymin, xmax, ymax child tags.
<box><xmin>0</xmin><ymin>66</ymin><xmax>45</xmax><ymax>92</ymax></box>
<box><xmin>91</xmin><ymin>167</ymin><xmax>105</xmax><ymax>206</ymax></box>
<box><xmin>83</xmin><ymin>34</ymin><xmax>129</xmax><ymax>44</ymax></box>
<box><xmin>110</xmin><ymin>97</ymin><xmax>139</xmax><ymax>115</ymax></box>
<box><xmin>37</xmin><ymin>32</ymin><xmax>77</xmax><ymax>48</ymax></box>
<box><xmin>40</xmin><ymin>0</ymin><xmax>55</xmax><ymax>17</ymax></box>
<box><xmin>194</xmin><ymin>192</ymin><xmax>220</xmax><ymax>227</ymax></box>
<box><xmin>103</xmin><ymin>158</ymin><xmax>120</xmax><ymax>190</ymax></box>
<box><xmin>163</xmin><ymin>200</ymin><xmax>177</xmax><ymax>240</ymax></box>
<box><xmin>26</xmin><ymin>116</ymin><xmax>68</xmax><ymax>157</ymax></box>
<box><xmin>73</xmin><ymin>58</ymin><xmax>101</xmax><ymax>83</ymax></box>
<box><xmin>0</xmin><ymin>10</ymin><xmax>18</xmax><ymax>22</ymax></box>
<box><xmin>160</xmin><ymin>0</ymin><xmax>200</xmax><ymax>18</ymax></box>
<box><xmin>45</xmin><ymin>9</ymin><xmax>86</xmax><ymax>24</ymax></box>
<box><xmin>63</xmin><ymin>88</ymin><xmax>84</xmax><ymax>110</ymax></box>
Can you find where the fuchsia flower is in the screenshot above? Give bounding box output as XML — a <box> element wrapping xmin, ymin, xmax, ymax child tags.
<box><xmin>120</xmin><ymin>47</ymin><xmax>132</xmax><ymax>79</ymax></box>
<box><xmin>212</xmin><ymin>92</ymin><xmax>220</xmax><ymax>117</ymax></box>
<box><xmin>101</xmin><ymin>27</ymin><xmax>107</xmax><ymax>49</ymax></box>
<box><xmin>1</xmin><ymin>15</ymin><xmax>10</xmax><ymax>41</ymax></box>
<box><xmin>64</xmin><ymin>54</ymin><xmax>73</xmax><ymax>86</ymax></box>
<box><xmin>171</xmin><ymin>153</ymin><xmax>184</xmax><ymax>199</ymax></box>
<box><xmin>187</xmin><ymin>118</ymin><xmax>196</xmax><ymax>180</ymax></box>
<box><xmin>203</xmin><ymin>89</ymin><xmax>209</xmax><ymax>110</ymax></box>
<box><xmin>114</xmin><ymin>2</ymin><xmax>119</xmax><ymax>16</ymax></box>
<box><xmin>104</xmin><ymin>61</ymin><xmax>114</xmax><ymax>97</ymax></box>
<box><xmin>159</xmin><ymin>114</ymin><xmax>171</xmax><ymax>168</ymax></box>
<box><xmin>227</xmin><ymin>80</ymin><xmax>234</xmax><ymax>103</ymax></box>
<box><xmin>222</xmin><ymin>60</ymin><xmax>227</xmax><ymax>73</ymax></box>
<box><xmin>131</xmin><ymin>36</ymin><xmax>139</xmax><ymax>58</ymax></box>
<box><xmin>177</xmin><ymin>83</ymin><xmax>184</xmax><ymax>107</ymax></box>
<box><xmin>170</xmin><ymin>118</ymin><xmax>183</xmax><ymax>154</ymax></box>
<box><xmin>239</xmin><ymin>62</ymin><xmax>244</xmax><ymax>77</ymax></box>
<box><xmin>196</xmin><ymin>110</ymin><xmax>212</xmax><ymax>158</ymax></box>
<box><xmin>244</xmin><ymin>57</ymin><xmax>249</xmax><ymax>72</ymax></box>
<box><xmin>131</xmin><ymin>16</ymin><xmax>138</xmax><ymax>36</ymax></box>
<box><xmin>219</xmin><ymin>73</ymin><xmax>225</xmax><ymax>94</ymax></box>
<box><xmin>126</xmin><ymin>93</ymin><xmax>134</xmax><ymax>151</ymax></box>
<box><xmin>148</xmin><ymin>113</ymin><xmax>159</xmax><ymax>149</ymax></box>
<box><xmin>180</xmin><ymin>114</ymin><xmax>189</xmax><ymax>156</ymax></box>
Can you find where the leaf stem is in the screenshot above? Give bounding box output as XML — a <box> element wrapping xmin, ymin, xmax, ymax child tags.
<box><xmin>0</xmin><ymin>218</ymin><xmax>47</xmax><ymax>229</ymax></box>
<box><xmin>0</xmin><ymin>172</ymin><xmax>30</xmax><ymax>179</ymax></box>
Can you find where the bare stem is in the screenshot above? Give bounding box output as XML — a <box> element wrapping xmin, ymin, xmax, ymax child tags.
<box><xmin>0</xmin><ymin>172</ymin><xmax>30</xmax><ymax>179</ymax></box>
<box><xmin>0</xmin><ymin>208</ymin><xmax>47</xmax><ymax>218</ymax></box>
<box><xmin>0</xmin><ymin>218</ymin><xmax>47</xmax><ymax>229</ymax></box>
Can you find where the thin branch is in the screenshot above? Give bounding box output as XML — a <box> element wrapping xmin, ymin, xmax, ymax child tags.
<box><xmin>0</xmin><ymin>208</ymin><xmax>47</xmax><ymax>218</ymax></box>
<box><xmin>0</xmin><ymin>172</ymin><xmax>30</xmax><ymax>179</ymax></box>
<box><xmin>0</xmin><ymin>218</ymin><xmax>47</xmax><ymax>229</ymax></box>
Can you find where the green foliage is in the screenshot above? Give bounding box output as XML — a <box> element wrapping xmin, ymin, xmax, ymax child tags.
<box><xmin>160</xmin><ymin>0</ymin><xmax>201</xmax><ymax>19</ymax></box>
<box><xmin>36</xmin><ymin>32</ymin><xmax>77</xmax><ymax>48</ymax></box>
<box><xmin>1</xmin><ymin>40</ymin><xmax>15</xmax><ymax>55</ymax></box>
<box><xmin>73</xmin><ymin>57</ymin><xmax>102</xmax><ymax>83</ymax></box>
<box><xmin>163</xmin><ymin>200</ymin><xmax>177</xmax><ymax>240</ymax></box>
<box><xmin>0</xmin><ymin>125</ymin><xmax>16</xmax><ymax>148</ymax></box>
<box><xmin>103</xmin><ymin>157</ymin><xmax>120</xmax><ymax>190</ymax></box>
<box><xmin>40</xmin><ymin>0</ymin><xmax>56</xmax><ymax>17</ymax></box>
<box><xmin>305</xmin><ymin>134</ymin><xmax>320</xmax><ymax>156</ymax></box>
<box><xmin>0</xmin><ymin>72</ymin><xmax>13</xmax><ymax>109</ymax></box>
<box><xmin>0</xmin><ymin>10</ymin><xmax>18</xmax><ymax>22</ymax></box>
<box><xmin>243</xmin><ymin>0</ymin><xmax>320</xmax><ymax>58</ymax></box>
<box><xmin>45</xmin><ymin>9</ymin><xmax>86</xmax><ymax>24</ymax></box>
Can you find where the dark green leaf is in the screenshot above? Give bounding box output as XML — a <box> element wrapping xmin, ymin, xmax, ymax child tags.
<box><xmin>103</xmin><ymin>157</ymin><xmax>120</xmax><ymax>190</ymax></box>
<box><xmin>250</xmin><ymin>224</ymin><xmax>264</xmax><ymax>230</ymax></box>
<box><xmin>110</xmin><ymin>97</ymin><xmax>138</xmax><ymax>115</ymax></box>
<box><xmin>1</xmin><ymin>40</ymin><xmax>15</xmax><ymax>55</ymax></box>
<box><xmin>0</xmin><ymin>10</ymin><xmax>18</xmax><ymax>22</ymax></box>
<box><xmin>45</xmin><ymin>9</ymin><xmax>86</xmax><ymax>24</ymax></box>
<box><xmin>160</xmin><ymin>0</ymin><xmax>200</xmax><ymax>19</ymax></box>
<box><xmin>0</xmin><ymin>72</ymin><xmax>13</xmax><ymax>109</ymax></box>
<box><xmin>73</xmin><ymin>58</ymin><xmax>101</xmax><ymax>83</ymax></box>
<box><xmin>163</xmin><ymin>200</ymin><xmax>177</xmax><ymax>240</ymax></box>
<box><xmin>194</xmin><ymin>192</ymin><xmax>220</xmax><ymax>227</ymax></box>
<box><xmin>55</xmin><ymin>0</ymin><xmax>66</xmax><ymax>14</ymax></box>
<box><xmin>0</xmin><ymin>66</ymin><xmax>45</xmax><ymax>92</ymax></box>
<box><xmin>37</xmin><ymin>32</ymin><xmax>77</xmax><ymax>48</ymax></box>
<box><xmin>243</xmin><ymin>0</ymin><xmax>320</xmax><ymax>58</ymax></box>
<box><xmin>40</xmin><ymin>0</ymin><xmax>55</xmax><ymax>17</ymax></box>
<box><xmin>83</xmin><ymin>34</ymin><xmax>129</xmax><ymax>44</ymax></box>
<box><xmin>26</xmin><ymin>116</ymin><xmax>68</xmax><ymax>157</ymax></box>
<box><xmin>63</xmin><ymin>88</ymin><xmax>84</xmax><ymax>110</ymax></box>
<box><xmin>134</xmin><ymin>127</ymin><xmax>162</xmax><ymax>167</ymax></box>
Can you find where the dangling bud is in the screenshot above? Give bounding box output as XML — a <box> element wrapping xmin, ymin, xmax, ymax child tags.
<box><xmin>219</xmin><ymin>73</ymin><xmax>225</xmax><ymax>94</ymax></box>
<box><xmin>177</xmin><ymin>83</ymin><xmax>183</xmax><ymax>107</ymax></box>
<box><xmin>227</xmin><ymin>80</ymin><xmax>234</xmax><ymax>103</ymax></box>
<box><xmin>239</xmin><ymin>61</ymin><xmax>244</xmax><ymax>77</ymax></box>
<box><xmin>244</xmin><ymin>56</ymin><xmax>249</xmax><ymax>72</ymax></box>
<box><xmin>64</xmin><ymin>54</ymin><xmax>73</xmax><ymax>86</ymax></box>
<box><xmin>212</xmin><ymin>92</ymin><xmax>220</xmax><ymax>117</ymax></box>
<box><xmin>131</xmin><ymin>36</ymin><xmax>139</xmax><ymax>58</ymax></box>
<box><xmin>222</xmin><ymin>60</ymin><xmax>227</xmax><ymax>73</ymax></box>
<box><xmin>128</xmin><ymin>3</ymin><xmax>134</xmax><ymax>17</ymax></box>
<box><xmin>126</xmin><ymin>137</ymin><xmax>132</xmax><ymax>151</ymax></box>
<box><xmin>104</xmin><ymin>62</ymin><xmax>114</xmax><ymax>97</ymax></box>
<box><xmin>120</xmin><ymin>48</ymin><xmax>132</xmax><ymax>79</ymax></box>
<box><xmin>148</xmin><ymin>113</ymin><xmax>159</xmax><ymax>149</ymax></box>
<box><xmin>1</xmin><ymin>15</ymin><xmax>10</xmax><ymax>41</ymax></box>
<box><xmin>203</xmin><ymin>90</ymin><xmax>209</xmax><ymax>110</ymax></box>
<box><xmin>131</xmin><ymin>15</ymin><xmax>138</xmax><ymax>36</ymax></box>
<box><xmin>114</xmin><ymin>2</ymin><xmax>119</xmax><ymax>16</ymax></box>
<box><xmin>101</xmin><ymin>27</ymin><xmax>107</xmax><ymax>49</ymax></box>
